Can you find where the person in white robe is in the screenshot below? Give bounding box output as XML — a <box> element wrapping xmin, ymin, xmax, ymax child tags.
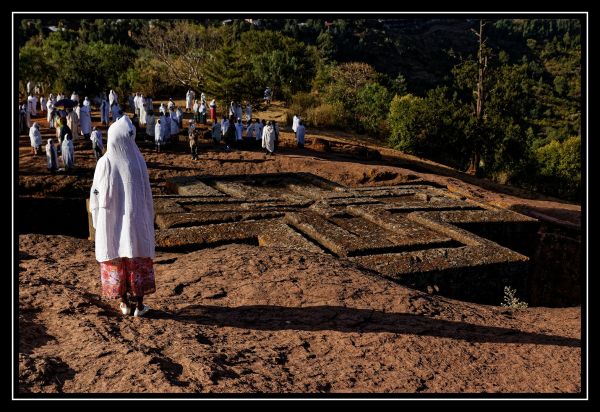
<box><xmin>66</xmin><ymin>108</ymin><xmax>79</xmax><ymax>138</ymax></box>
<box><xmin>100</xmin><ymin>98</ymin><xmax>109</xmax><ymax>125</ymax></box>
<box><xmin>46</xmin><ymin>98</ymin><xmax>55</xmax><ymax>127</ymax></box>
<box><xmin>83</xmin><ymin>96</ymin><xmax>91</xmax><ymax>108</ymax></box>
<box><xmin>245</xmin><ymin>103</ymin><xmax>252</xmax><ymax>123</ymax></box>
<box><xmin>273</xmin><ymin>121</ymin><xmax>280</xmax><ymax>149</ymax></box>
<box><xmin>46</xmin><ymin>139</ymin><xmax>58</xmax><ymax>171</ymax></box>
<box><xmin>75</xmin><ymin>104</ymin><xmax>81</xmax><ymax>126</ymax></box>
<box><xmin>229</xmin><ymin>101</ymin><xmax>235</xmax><ymax>118</ymax></box>
<box><xmin>146</xmin><ymin>111</ymin><xmax>155</xmax><ymax>139</ymax></box>
<box><xmin>138</xmin><ymin>95</ymin><xmax>147</xmax><ymax>126</ymax></box>
<box><xmin>209</xmin><ymin>99</ymin><xmax>217</xmax><ymax>123</ymax></box>
<box><xmin>200</xmin><ymin>92</ymin><xmax>206</xmax><ymax>105</ymax></box>
<box><xmin>111</xmin><ymin>103</ymin><xmax>120</xmax><ymax>122</ymax></box>
<box><xmin>80</xmin><ymin>103</ymin><xmax>92</xmax><ymax>138</ymax></box>
<box><xmin>167</xmin><ymin>99</ymin><xmax>175</xmax><ymax>111</ymax></box>
<box><xmin>262</xmin><ymin>121</ymin><xmax>275</xmax><ymax>154</ymax></box>
<box><xmin>61</xmin><ymin>134</ymin><xmax>75</xmax><ymax>171</ymax></box>
<box><xmin>89</xmin><ymin>115</ymin><xmax>155</xmax><ymax>317</ymax></box>
<box><xmin>133</xmin><ymin>93</ymin><xmax>140</xmax><ymax>117</ymax></box>
<box><xmin>56</xmin><ymin>93</ymin><xmax>64</xmax><ymax>102</ymax></box>
<box><xmin>91</xmin><ymin>126</ymin><xmax>104</xmax><ymax>161</ymax></box>
<box><xmin>211</xmin><ymin>121</ymin><xmax>222</xmax><ymax>145</ymax></box>
<box><xmin>29</xmin><ymin>122</ymin><xmax>42</xmax><ymax>155</ymax></box>
<box><xmin>185</xmin><ymin>89</ymin><xmax>194</xmax><ymax>112</ymax></box>
<box><xmin>109</xmin><ymin>89</ymin><xmax>118</xmax><ymax>107</ymax></box>
<box><xmin>292</xmin><ymin>114</ymin><xmax>300</xmax><ymax>135</ymax></box>
<box><xmin>26</xmin><ymin>81</ymin><xmax>32</xmax><ymax>94</ymax></box>
<box><xmin>19</xmin><ymin>104</ymin><xmax>27</xmax><ymax>134</ymax></box>
<box><xmin>197</xmin><ymin>102</ymin><xmax>206</xmax><ymax>124</ymax></box>
<box><xmin>235</xmin><ymin>103</ymin><xmax>242</xmax><ymax>121</ymax></box>
<box><xmin>296</xmin><ymin>120</ymin><xmax>306</xmax><ymax>148</ymax></box>
<box><xmin>25</xmin><ymin>103</ymin><xmax>32</xmax><ymax>128</ymax></box>
<box><xmin>27</xmin><ymin>94</ymin><xmax>37</xmax><ymax>116</ymax></box>
<box><xmin>192</xmin><ymin>100</ymin><xmax>200</xmax><ymax>123</ymax></box>
<box><xmin>235</xmin><ymin>118</ymin><xmax>244</xmax><ymax>142</ymax></box>
<box><xmin>40</xmin><ymin>96</ymin><xmax>47</xmax><ymax>114</ymax></box>
<box><xmin>170</xmin><ymin>111</ymin><xmax>179</xmax><ymax>138</ymax></box>
<box><xmin>246</xmin><ymin>119</ymin><xmax>255</xmax><ymax>139</ymax></box>
<box><xmin>154</xmin><ymin>119</ymin><xmax>163</xmax><ymax>152</ymax></box>
<box><xmin>159</xmin><ymin>103</ymin><xmax>166</xmax><ymax>115</ymax></box>
<box><xmin>71</xmin><ymin>92</ymin><xmax>79</xmax><ymax>103</ymax></box>
<box><xmin>161</xmin><ymin>113</ymin><xmax>170</xmax><ymax>142</ymax></box>
<box><xmin>221</xmin><ymin>116</ymin><xmax>229</xmax><ymax>136</ymax></box>
<box><xmin>169</xmin><ymin>108</ymin><xmax>177</xmax><ymax>126</ymax></box>
<box><xmin>174</xmin><ymin>107</ymin><xmax>182</xmax><ymax>128</ymax></box>
<box><xmin>256</xmin><ymin>119</ymin><xmax>264</xmax><ymax>142</ymax></box>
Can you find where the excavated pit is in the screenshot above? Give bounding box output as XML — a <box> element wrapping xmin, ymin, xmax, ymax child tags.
<box><xmin>91</xmin><ymin>172</ymin><xmax>550</xmax><ymax>306</ymax></box>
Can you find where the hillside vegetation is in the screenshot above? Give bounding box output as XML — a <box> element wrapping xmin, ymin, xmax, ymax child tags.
<box><xmin>18</xmin><ymin>18</ymin><xmax>582</xmax><ymax>200</ymax></box>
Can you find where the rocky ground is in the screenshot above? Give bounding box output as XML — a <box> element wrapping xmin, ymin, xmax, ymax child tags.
<box><xmin>19</xmin><ymin>235</ymin><xmax>581</xmax><ymax>393</ymax></box>
<box><xmin>17</xmin><ymin>103</ymin><xmax>582</xmax><ymax>394</ymax></box>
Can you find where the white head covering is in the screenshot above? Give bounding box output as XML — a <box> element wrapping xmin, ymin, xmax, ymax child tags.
<box><xmin>29</xmin><ymin>122</ymin><xmax>42</xmax><ymax>147</ymax></box>
<box><xmin>46</xmin><ymin>139</ymin><xmax>57</xmax><ymax>168</ymax></box>
<box><xmin>89</xmin><ymin>116</ymin><xmax>155</xmax><ymax>262</ymax></box>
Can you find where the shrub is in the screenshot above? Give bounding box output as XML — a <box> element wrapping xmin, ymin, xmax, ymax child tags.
<box><xmin>305</xmin><ymin>102</ymin><xmax>342</xmax><ymax>129</ymax></box>
<box><xmin>501</xmin><ymin>286</ymin><xmax>529</xmax><ymax>309</ymax></box>
<box><xmin>286</xmin><ymin>91</ymin><xmax>321</xmax><ymax>125</ymax></box>
<box><xmin>355</xmin><ymin>83</ymin><xmax>391</xmax><ymax>137</ymax></box>
<box><xmin>535</xmin><ymin>135</ymin><xmax>581</xmax><ymax>198</ymax></box>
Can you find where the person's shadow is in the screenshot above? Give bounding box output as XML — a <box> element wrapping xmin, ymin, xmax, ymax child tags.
<box><xmin>146</xmin><ymin>304</ymin><xmax>580</xmax><ymax>347</ymax></box>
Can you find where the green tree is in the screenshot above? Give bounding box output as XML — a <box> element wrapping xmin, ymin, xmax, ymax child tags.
<box><xmin>356</xmin><ymin>83</ymin><xmax>391</xmax><ymax>136</ymax></box>
<box><xmin>239</xmin><ymin>30</ymin><xmax>318</xmax><ymax>101</ymax></box>
<box><xmin>135</xmin><ymin>21</ymin><xmax>224</xmax><ymax>91</ymax></box>
<box><xmin>204</xmin><ymin>45</ymin><xmax>254</xmax><ymax>106</ymax></box>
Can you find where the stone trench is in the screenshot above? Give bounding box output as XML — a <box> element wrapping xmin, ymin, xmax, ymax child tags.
<box><xmin>88</xmin><ymin>172</ymin><xmax>540</xmax><ymax>305</ymax></box>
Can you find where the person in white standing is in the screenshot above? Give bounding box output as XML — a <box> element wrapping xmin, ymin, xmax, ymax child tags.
<box><xmin>89</xmin><ymin>115</ymin><xmax>155</xmax><ymax>317</ymax></box>
<box><xmin>27</xmin><ymin>93</ymin><xmax>37</xmax><ymax>116</ymax></box>
<box><xmin>292</xmin><ymin>114</ymin><xmax>300</xmax><ymax>137</ymax></box>
<box><xmin>262</xmin><ymin>120</ymin><xmax>275</xmax><ymax>155</ymax></box>
<box><xmin>46</xmin><ymin>95</ymin><xmax>55</xmax><ymax>128</ymax></box>
<box><xmin>138</xmin><ymin>94</ymin><xmax>147</xmax><ymax>127</ymax></box>
<box><xmin>46</xmin><ymin>138</ymin><xmax>58</xmax><ymax>171</ymax></box>
<box><xmin>235</xmin><ymin>118</ymin><xmax>244</xmax><ymax>148</ymax></box>
<box><xmin>296</xmin><ymin>120</ymin><xmax>306</xmax><ymax>148</ymax></box>
<box><xmin>154</xmin><ymin>118</ymin><xmax>163</xmax><ymax>152</ymax></box>
<box><xmin>29</xmin><ymin>122</ymin><xmax>42</xmax><ymax>155</ymax></box>
<box><xmin>61</xmin><ymin>133</ymin><xmax>75</xmax><ymax>171</ymax></box>
<box><xmin>91</xmin><ymin>126</ymin><xmax>104</xmax><ymax>161</ymax></box>
<box><xmin>185</xmin><ymin>89</ymin><xmax>195</xmax><ymax>112</ymax></box>
<box><xmin>80</xmin><ymin>102</ymin><xmax>92</xmax><ymax>139</ymax></box>
<box><xmin>100</xmin><ymin>96</ymin><xmax>109</xmax><ymax>125</ymax></box>
<box><xmin>109</xmin><ymin>89</ymin><xmax>118</xmax><ymax>107</ymax></box>
<box><xmin>145</xmin><ymin>110</ymin><xmax>155</xmax><ymax>141</ymax></box>
<box><xmin>245</xmin><ymin>102</ymin><xmax>252</xmax><ymax>123</ymax></box>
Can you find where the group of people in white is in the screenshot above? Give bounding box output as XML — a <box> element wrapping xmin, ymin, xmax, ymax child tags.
<box><xmin>21</xmin><ymin>83</ymin><xmax>307</xmax><ymax>169</ymax></box>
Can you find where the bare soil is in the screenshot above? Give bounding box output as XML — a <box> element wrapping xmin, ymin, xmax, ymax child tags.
<box><xmin>17</xmin><ymin>104</ymin><xmax>582</xmax><ymax>394</ymax></box>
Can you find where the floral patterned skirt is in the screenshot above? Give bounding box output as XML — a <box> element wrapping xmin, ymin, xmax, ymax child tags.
<box><xmin>100</xmin><ymin>257</ymin><xmax>156</xmax><ymax>299</ymax></box>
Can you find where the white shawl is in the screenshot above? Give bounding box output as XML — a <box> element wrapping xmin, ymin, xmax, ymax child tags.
<box><xmin>90</xmin><ymin>116</ymin><xmax>155</xmax><ymax>262</ymax></box>
<box><xmin>29</xmin><ymin>123</ymin><xmax>42</xmax><ymax>148</ymax></box>
<box><xmin>262</xmin><ymin>125</ymin><xmax>275</xmax><ymax>152</ymax></box>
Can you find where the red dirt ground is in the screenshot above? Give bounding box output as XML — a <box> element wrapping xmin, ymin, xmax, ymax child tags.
<box><xmin>17</xmin><ymin>105</ymin><xmax>582</xmax><ymax>394</ymax></box>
